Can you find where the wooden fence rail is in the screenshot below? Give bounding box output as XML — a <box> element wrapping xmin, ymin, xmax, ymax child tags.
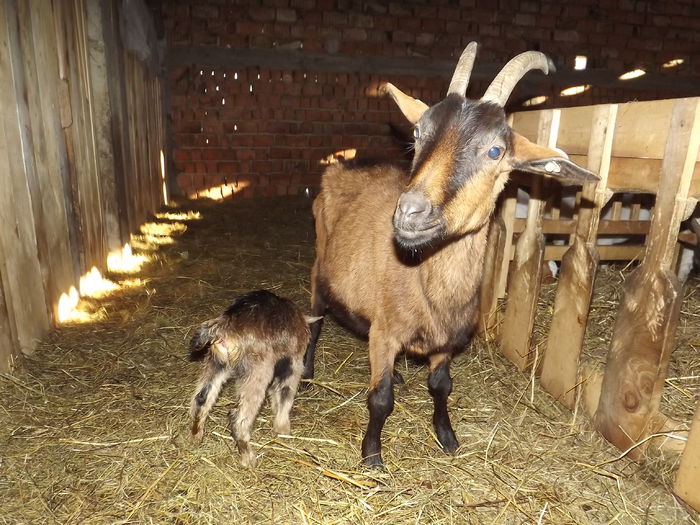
<box><xmin>0</xmin><ymin>0</ymin><xmax>165</xmax><ymax>372</ymax></box>
<box><xmin>481</xmin><ymin>97</ymin><xmax>700</xmax><ymax>510</ymax></box>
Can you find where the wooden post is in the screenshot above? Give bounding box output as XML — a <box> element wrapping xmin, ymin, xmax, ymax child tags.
<box><xmin>539</xmin><ymin>104</ymin><xmax>617</xmax><ymax>407</ymax></box>
<box><xmin>499</xmin><ymin>110</ymin><xmax>559</xmax><ymax>371</ymax></box>
<box><xmin>674</xmin><ymin>401</ymin><xmax>700</xmax><ymax>511</ymax></box>
<box><xmin>594</xmin><ymin>98</ymin><xmax>700</xmax><ymax>459</ymax></box>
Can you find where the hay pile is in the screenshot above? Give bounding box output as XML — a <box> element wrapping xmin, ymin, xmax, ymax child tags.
<box><xmin>0</xmin><ymin>196</ymin><xmax>697</xmax><ymax>524</ymax></box>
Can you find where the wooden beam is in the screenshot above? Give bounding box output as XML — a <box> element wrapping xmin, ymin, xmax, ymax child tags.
<box><xmin>541</xmin><ymin>244</ymin><xmax>644</xmax><ymax>262</ymax></box>
<box><xmin>568</xmin><ymin>156</ymin><xmax>700</xmax><ymax>197</ymax></box>
<box><xmin>167</xmin><ymin>45</ymin><xmax>700</xmax><ymax>96</ymax></box>
<box><xmin>594</xmin><ymin>98</ymin><xmax>700</xmax><ymax>459</ymax></box>
<box><xmin>513</xmin><ymin>99</ymin><xmax>700</xmax><ymax>198</ymax></box>
<box><xmin>512</xmin><ymin>218</ymin><xmax>652</xmax><ymax>236</ymax></box>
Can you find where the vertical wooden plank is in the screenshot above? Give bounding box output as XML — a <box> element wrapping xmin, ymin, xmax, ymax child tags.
<box><xmin>17</xmin><ymin>0</ymin><xmax>79</xmax><ymax>321</ymax></box>
<box><xmin>499</xmin><ymin>110</ymin><xmax>559</xmax><ymax>371</ymax></box>
<box><xmin>595</xmin><ymin>98</ymin><xmax>700</xmax><ymax>459</ymax></box>
<box><xmin>100</xmin><ymin>0</ymin><xmax>132</xmax><ymax>245</ymax></box>
<box><xmin>61</xmin><ymin>0</ymin><xmax>107</xmax><ymax>273</ymax></box>
<box><xmin>0</xmin><ymin>0</ymin><xmax>50</xmax><ymax>359</ymax></box>
<box><xmin>496</xmin><ymin>184</ymin><xmax>517</xmax><ymax>298</ymax></box>
<box><xmin>479</xmin><ymin>214</ymin><xmax>507</xmax><ymax>339</ymax></box>
<box><xmin>540</xmin><ymin>104</ymin><xmax>617</xmax><ymax>407</ymax></box>
<box><xmin>675</xmin><ymin>401</ymin><xmax>700</xmax><ymax>511</ymax></box>
<box><xmin>85</xmin><ymin>0</ymin><xmax>121</xmax><ymax>252</ymax></box>
<box><xmin>0</xmin><ymin>277</ymin><xmax>19</xmax><ymax>372</ymax></box>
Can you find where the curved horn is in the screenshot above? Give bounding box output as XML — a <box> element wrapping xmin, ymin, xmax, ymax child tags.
<box><xmin>447</xmin><ymin>41</ymin><xmax>479</xmax><ymax>96</ymax></box>
<box><xmin>482</xmin><ymin>51</ymin><xmax>553</xmax><ymax>106</ymax></box>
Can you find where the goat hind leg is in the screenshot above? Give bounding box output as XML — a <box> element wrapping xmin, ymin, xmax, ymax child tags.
<box><xmin>229</xmin><ymin>368</ymin><xmax>273</xmax><ymax>467</ymax></box>
<box><xmin>189</xmin><ymin>355</ymin><xmax>229</xmax><ymax>444</ymax></box>
<box><xmin>270</xmin><ymin>355</ymin><xmax>303</xmax><ymax>435</ymax></box>
<box><xmin>428</xmin><ymin>354</ymin><xmax>459</xmax><ymax>453</ymax></box>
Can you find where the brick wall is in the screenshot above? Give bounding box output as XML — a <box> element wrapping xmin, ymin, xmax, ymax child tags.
<box><xmin>153</xmin><ymin>0</ymin><xmax>700</xmax><ymax>199</ymax></box>
<box><xmin>170</xmin><ymin>66</ymin><xmax>444</xmax><ymax>198</ymax></box>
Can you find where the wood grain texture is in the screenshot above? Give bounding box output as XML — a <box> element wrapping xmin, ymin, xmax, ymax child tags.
<box><xmin>540</xmin><ymin>104</ymin><xmax>617</xmax><ymax>407</ymax></box>
<box><xmin>513</xmin><ymin>99</ymin><xmax>700</xmax><ymax>198</ymax></box>
<box><xmin>19</xmin><ymin>0</ymin><xmax>79</xmax><ymax>320</ymax></box>
<box><xmin>594</xmin><ymin>98</ymin><xmax>700</xmax><ymax>459</ymax></box>
<box><xmin>674</xmin><ymin>403</ymin><xmax>700</xmax><ymax>511</ymax></box>
<box><xmin>499</xmin><ymin>111</ymin><xmax>558</xmax><ymax>371</ymax></box>
<box><xmin>0</xmin><ymin>0</ymin><xmax>50</xmax><ymax>360</ymax></box>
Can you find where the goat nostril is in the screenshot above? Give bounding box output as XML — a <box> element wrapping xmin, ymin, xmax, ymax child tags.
<box><xmin>398</xmin><ymin>193</ymin><xmax>431</xmax><ymax>219</ymax></box>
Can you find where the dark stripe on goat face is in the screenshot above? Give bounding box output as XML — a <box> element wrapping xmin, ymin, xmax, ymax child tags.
<box><xmin>405</xmin><ymin>98</ymin><xmax>511</xmax><ymax>239</ymax></box>
<box><xmin>273</xmin><ymin>357</ymin><xmax>292</xmax><ymax>381</ymax></box>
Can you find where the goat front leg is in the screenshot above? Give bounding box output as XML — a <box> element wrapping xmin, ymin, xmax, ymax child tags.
<box><xmin>302</xmin><ymin>275</ymin><xmax>326</xmax><ymax>381</ymax></box>
<box><xmin>361</xmin><ymin>333</ymin><xmax>398</xmax><ymax>467</ymax></box>
<box><xmin>428</xmin><ymin>353</ymin><xmax>459</xmax><ymax>454</ymax></box>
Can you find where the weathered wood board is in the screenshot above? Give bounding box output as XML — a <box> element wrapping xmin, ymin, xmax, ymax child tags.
<box><xmin>0</xmin><ymin>0</ymin><xmax>50</xmax><ymax>358</ymax></box>
<box><xmin>540</xmin><ymin>104</ymin><xmax>617</xmax><ymax>407</ymax></box>
<box><xmin>594</xmin><ymin>98</ymin><xmax>700</xmax><ymax>458</ymax></box>
<box><xmin>674</xmin><ymin>403</ymin><xmax>700</xmax><ymax>510</ymax></box>
<box><xmin>0</xmin><ymin>0</ymin><xmax>165</xmax><ymax>370</ymax></box>
<box><xmin>512</xmin><ymin>99</ymin><xmax>700</xmax><ymax>197</ymax></box>
<box><xmin>498</xmin><ymin>110</ymin><xmax>558</xmax><ymax>370</ymax></box>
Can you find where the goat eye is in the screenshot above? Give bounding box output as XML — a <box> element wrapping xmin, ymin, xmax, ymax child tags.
<box><xmin>487</xmin><ymin>146</ymin><xmax>502</xmax><ymax>159</ymax></box>
<box><xmin>413</xmin><ymin>127</ymin><xmax>421</xmax><ymax>139</ymax></box>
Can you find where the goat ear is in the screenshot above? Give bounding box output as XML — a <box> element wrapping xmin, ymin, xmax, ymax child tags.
<box><xmin>383</xmin><ymin>83</ymin><xmax>429</xmax><ymax>124</ymax></box>
<box><xmin>510</xmin><ymin>132</ymin><xmax>599</xmax><ymax>185</ymax></box>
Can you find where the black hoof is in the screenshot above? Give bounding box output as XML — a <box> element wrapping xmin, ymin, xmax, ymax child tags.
<box><xmin>439</xmin><ymin>431</ymin><xmax>459</xmax><ymax>454</ymax></box>
<box><xmin>362</xmin><ymin>453</ymin><xmax>384</xmax><ymax>469</ymax></box>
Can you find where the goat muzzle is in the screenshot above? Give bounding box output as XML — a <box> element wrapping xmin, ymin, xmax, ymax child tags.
<box><xmin>393</xmin><ymin>192</ymin><xmax>442</xmax><ymax>248</ymax></box>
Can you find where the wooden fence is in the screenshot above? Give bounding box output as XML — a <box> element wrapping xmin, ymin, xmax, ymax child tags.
<box><xmin>480</xmin><ymin>97</ymin><xmax>700</xmax><ymax>510</ymax></box>
<box><xmin>0</xmin><ymin>0</ymin><xmax>165</xmax><ymax>372</ymax></box>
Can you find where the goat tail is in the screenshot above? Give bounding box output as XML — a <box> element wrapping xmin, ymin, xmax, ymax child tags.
<box><xmin>188</xmin><ymin>318</ymin><xmax>220</xmax><ymax>361</ymax></box>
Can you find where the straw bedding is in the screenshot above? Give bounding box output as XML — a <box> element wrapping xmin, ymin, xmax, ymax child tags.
<box><xmin>0</xmin><ymin>196</ymin><xmax>697</xmax><ymax>524</ymax></box>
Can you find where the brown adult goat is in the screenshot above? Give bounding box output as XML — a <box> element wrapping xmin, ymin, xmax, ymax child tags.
<box><xmin>303</xmin><ymin>42</ymin><xmax>598</xmax><ymax>467</ymax></box>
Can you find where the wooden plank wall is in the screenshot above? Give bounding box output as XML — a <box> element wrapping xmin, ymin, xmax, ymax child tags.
<box><xmin>481</xmin><ymin>97</ymin><xmax>700</xmax><ymax>511</ymax></box>
<box><xmin>0</xmin><ymin>0</ymin><xmax>165</xmax><ymax>372</ymax></box>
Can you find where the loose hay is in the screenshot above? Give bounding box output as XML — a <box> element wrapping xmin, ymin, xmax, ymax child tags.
<box><xmin>0</xmin><ymin>196</ymin><xmax>697</xmax><ymax>524</ymax></box>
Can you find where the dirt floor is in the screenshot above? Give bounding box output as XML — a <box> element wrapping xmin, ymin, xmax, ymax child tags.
<box><xmin>0</xmin><ymin>196</ymin><xmax>698</xmax><ymax>524</ymax></box>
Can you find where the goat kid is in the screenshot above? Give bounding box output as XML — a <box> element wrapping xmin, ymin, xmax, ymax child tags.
<box><xmin>303</xmin><ymin>42</ymin><xmax>598</xmax><ymax>467</ymax></box>
<box><xmin>189</xmin><ymin>290</ymin><xmax>319</xmax><ymax>467</ymax></box>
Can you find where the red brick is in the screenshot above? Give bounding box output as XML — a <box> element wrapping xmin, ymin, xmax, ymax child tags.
<box><xmin>276</xmin><ymin>8</ymin><xmax>297</xmax><ymax>22</ymax></box>
<box><xmin>249</xmin><ymin>7</ymin><xmax>276</xmax><ymax>21</ymax></box>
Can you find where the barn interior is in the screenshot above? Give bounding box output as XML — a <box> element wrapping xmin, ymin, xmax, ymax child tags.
<box><xmin>1</xmin><ymin>0</ymin><xmax>699</xmax><ymax>522</ymax></box>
